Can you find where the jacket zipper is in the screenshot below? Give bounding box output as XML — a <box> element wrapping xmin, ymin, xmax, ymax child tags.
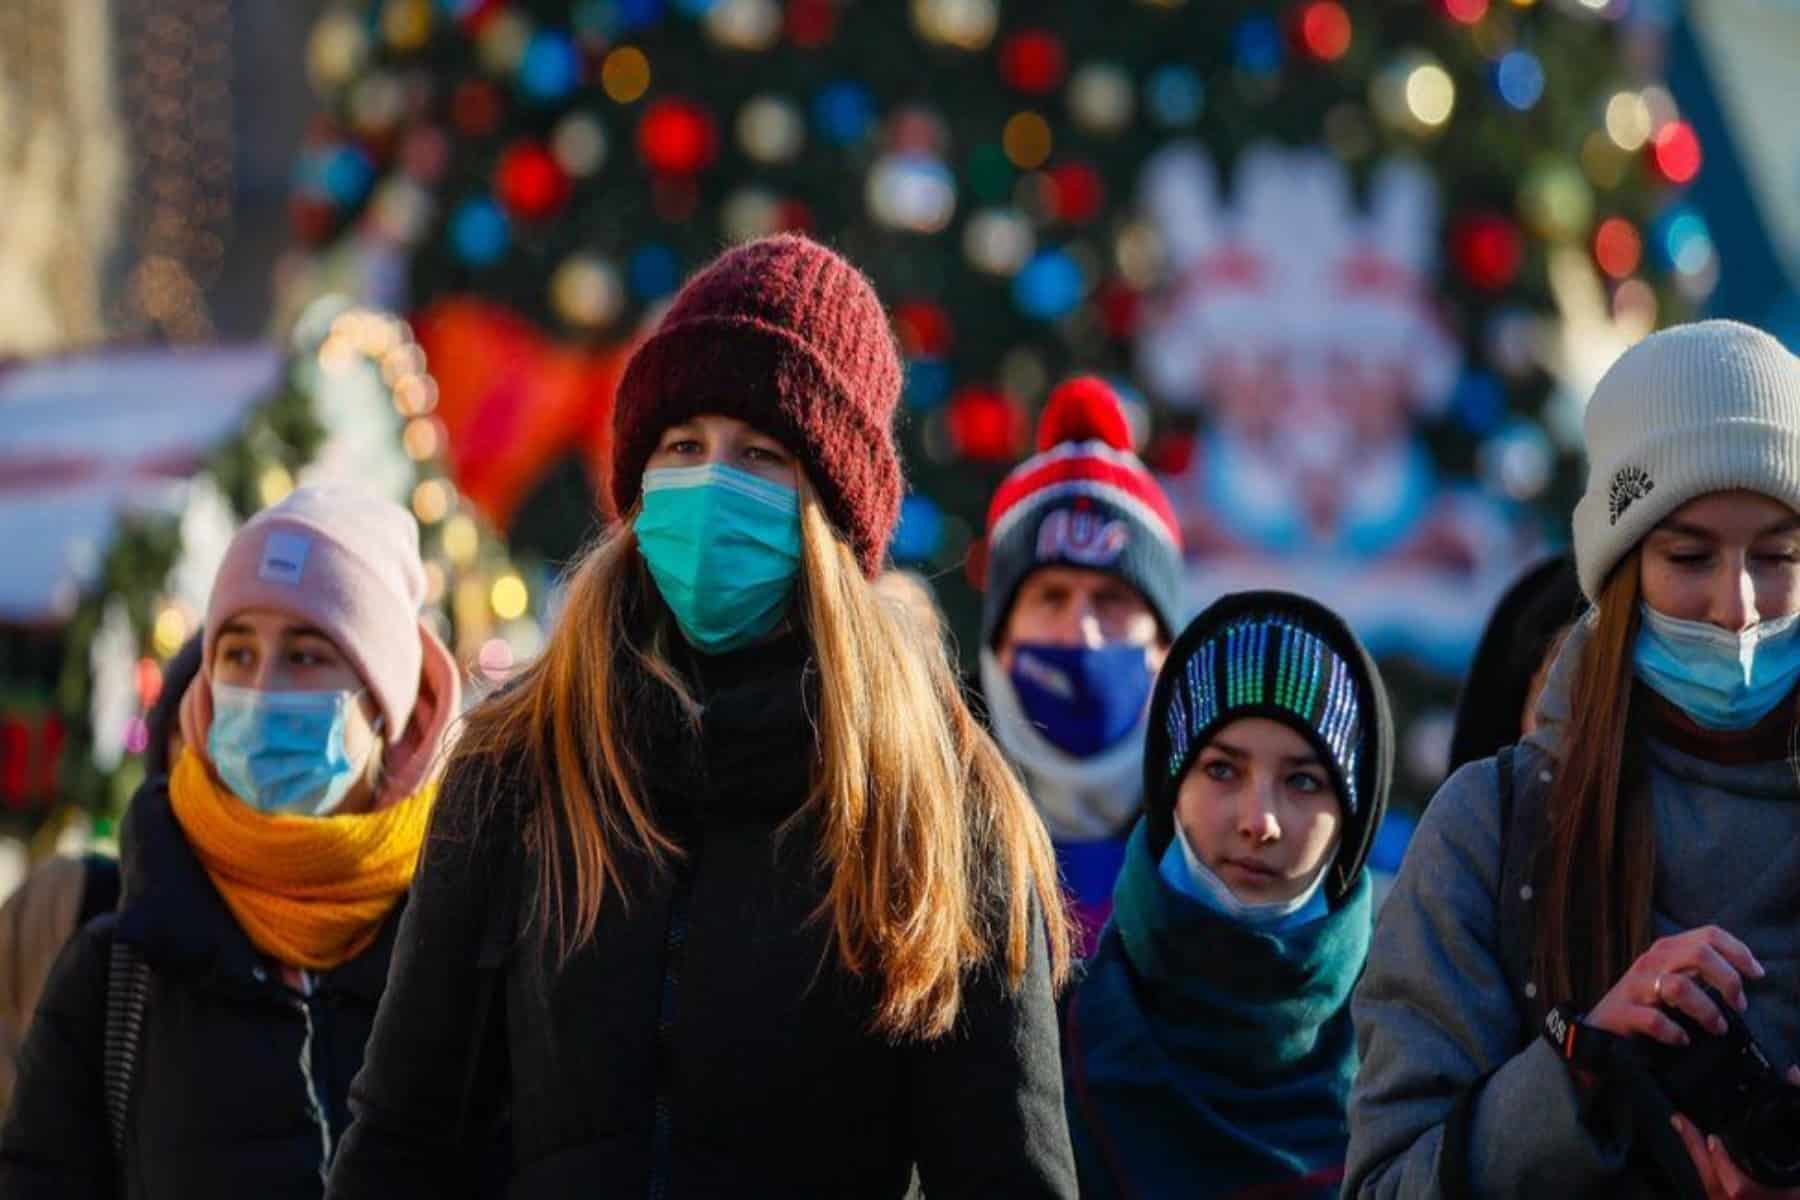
<box><xmin>286</xmin><ymin>970</ymin><xmax>335</xmax><ymax>1185</ymax></box>
<box><xmin>649</xmin><ymin>851</ymin><xmax>699</xmax><ymax>1200</ymax></box>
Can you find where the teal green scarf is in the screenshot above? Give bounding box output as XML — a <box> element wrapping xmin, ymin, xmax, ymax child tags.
<box><xmin>1063</xmin><ymin>822</ymin><xmax>1372</xmax><ymax>1200</ymax></box>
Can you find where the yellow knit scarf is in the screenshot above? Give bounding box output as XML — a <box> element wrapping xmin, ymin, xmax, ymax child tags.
<box><xmin>168</xmin><ymin>749</ymin><xmax>435</xmax><ymax>971</ymax></box>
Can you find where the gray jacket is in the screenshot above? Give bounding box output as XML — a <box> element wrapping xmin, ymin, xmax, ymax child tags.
<box><xmin>1345</xmin><ymin>623</ymin><xmax>1800</xmax><ymax>1198</ymax></box>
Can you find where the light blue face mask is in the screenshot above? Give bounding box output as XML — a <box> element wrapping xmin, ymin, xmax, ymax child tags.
<box><xmin>635</xmin><ymin>463</ymin><xmax>803</xmax><ymax>655</ymax></box>
<box><xmin>1634</xmin><ymin>604</ymin><xmax>1800</xmax><ymax>730</ymax></box>
<box><xmin>206</xmin><ymin>683</ymin><xmax>369</xmax><ymax>815</ymax></box>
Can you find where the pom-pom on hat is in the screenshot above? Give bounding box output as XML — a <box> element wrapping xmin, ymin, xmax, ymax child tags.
<box><xmin>611</xmin><ymin>234</ymin><xmax>905</xmax><ymax>578</ymax></box>
<box><xmin>1143</xmin><ymin>590</ymin><xmax>1393</xmax><ymax>906</ymax></box>
<box><xmin>981</xmin><ymin>376</ymin><xmax>1184</xmax><ymax>647</ymax></box>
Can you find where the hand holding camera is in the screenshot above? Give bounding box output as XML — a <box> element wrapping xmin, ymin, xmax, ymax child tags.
<box><xmin>1581</xmin><ymin>925</ymin><xmax>1800</xmax><ymax>1196</ymax></box>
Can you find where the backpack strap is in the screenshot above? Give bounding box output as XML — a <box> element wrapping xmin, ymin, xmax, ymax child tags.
<box><xmin>102</xmin><ymin>935</ymin><xmax>151</xmax><ymax>1157</ymax></box>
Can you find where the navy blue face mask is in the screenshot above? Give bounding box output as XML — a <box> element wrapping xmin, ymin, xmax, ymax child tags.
<box><xmin>1008</xmin><ymin>642</ymin><xmax>1155</xmax><ymax>759</ymax></box>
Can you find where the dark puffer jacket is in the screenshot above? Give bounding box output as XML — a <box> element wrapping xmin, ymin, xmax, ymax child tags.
<box><xmin>0</xmin><ymin>778</ymin><xmax>408</xmax><ymax>1199</ymax></box>
<box><xmin>327</xmin><ymin>635</ymin><xmax>1076</xmax><ymax>1199</ymax></box>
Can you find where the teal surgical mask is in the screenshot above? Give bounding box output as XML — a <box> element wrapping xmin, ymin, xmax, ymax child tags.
<box><xmin>1634</xmin><ymin>604</ymin><xmax>1800</xmax><ymax>730</ymax></box>
<box><xmin>635</xmin><ymin>463</ymin><xmax>803</xmax><ymax>655</ymax></box>
<box><xmin>206</xmin><ymin>683</ymin><xmax>370</xmax><ymax>815</ymax></box>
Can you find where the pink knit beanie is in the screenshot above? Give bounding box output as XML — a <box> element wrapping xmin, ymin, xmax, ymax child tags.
<box><xmin>178</xmin><ymin>486</ymin><xmax>462</xmax><ymax>804</ymax></box>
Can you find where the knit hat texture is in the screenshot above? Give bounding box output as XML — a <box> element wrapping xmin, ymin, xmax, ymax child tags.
<box><xmin>179</xmin><ymin>486</ymin><xmax>462</xmax><ymax>806</ymax></box>
<box><xmin>612</xmin><ymin>234</ymin><xmax>904</xmax><ymax>577</ymax></box>
<box><xmin>1573</xmin><ymin>319</ymin><xmax>1800</xmax><ymax>601</ymax></box>
<box><xmin>1142</xmin><ymin>590</ymin><xmax>1392</xmax><ymax>906</ymax></box>
<box><xmin>982</xmin><ymin>376</ymin><xmax>1184</xmax><ymax>647</ymax></box>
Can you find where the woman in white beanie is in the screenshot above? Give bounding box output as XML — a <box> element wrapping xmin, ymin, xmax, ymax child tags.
<box><xmin>1346</xmin><ymin>320</ymin><xmax>1800</xmax><ymax>1200</ymax></box>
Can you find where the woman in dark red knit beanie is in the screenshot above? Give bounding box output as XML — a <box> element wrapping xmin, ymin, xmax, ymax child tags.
<box><xmin>331</xmin><ymin>235</ymin><xmax>1079</xmax><ymax>1199</ymax></box>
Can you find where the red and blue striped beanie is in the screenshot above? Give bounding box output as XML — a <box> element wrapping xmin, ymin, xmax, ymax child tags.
<box><xmin>981</xmin><ymin>377</ymin><xmax>1184</xmax><ymax>647</ymax></box>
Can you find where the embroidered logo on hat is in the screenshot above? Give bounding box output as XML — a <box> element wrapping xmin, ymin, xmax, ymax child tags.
<box><xmin>1609</xmin><ymin>465</ymin><xmax>1655</xmax><ymax>526</ymax></box>
<box><xmin>258</xmin><ymin>530</ymin><xmax>312</xmax><ymax>587</ymax></box>
<box><xmin>1036</xmin><ymin>507</ymin><xmax>1131</xmax><ymax>566</ymax></box>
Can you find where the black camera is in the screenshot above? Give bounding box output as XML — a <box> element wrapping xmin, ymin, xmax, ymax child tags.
<box><xmin>1638</xmin><ymin>982</ymin><xmax>1800</xmax><ymax>1188</ymax></box>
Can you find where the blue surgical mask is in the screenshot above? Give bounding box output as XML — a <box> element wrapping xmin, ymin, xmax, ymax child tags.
<box><xmin>1007</xmin><ymin>642</ymin><xmax>1154</xmax><ymax>759</ymax></box>
<box><xmin>1159</xmin><ymin>822</ymin><xmax>1329</xmax><ymax>933</ymax></box>
<box><xmin>635</xmin><ymin>463</ymin><xmax>802</xmax><ymax>655</ymax></box>
<box><xmin>206</xmin><ymin>683</ymin><xmax>368</xmax><ymax>815</ymax></box>
<box><xmin>1634</xmin><ymin>604</ymin><xmax>1800</xmax><ymax>730</ymax></box>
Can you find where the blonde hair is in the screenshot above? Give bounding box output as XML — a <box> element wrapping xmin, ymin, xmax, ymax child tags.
<box><xmin>454</xmin><ymin>481</ymin><xmax>1072</xmax><ymax>1039</ymax></box>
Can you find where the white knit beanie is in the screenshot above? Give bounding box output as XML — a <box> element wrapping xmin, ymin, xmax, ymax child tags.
<box><xmin>1572</xmin><ymin>319</ymin><xmax>1800</xmax><ymax>601</ymax></box>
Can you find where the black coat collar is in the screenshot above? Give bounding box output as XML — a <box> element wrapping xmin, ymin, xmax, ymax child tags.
<box><xmin>115</xmin><ymin>776</ymin><xmax>402</xmax><ymax>1001</ymax></box>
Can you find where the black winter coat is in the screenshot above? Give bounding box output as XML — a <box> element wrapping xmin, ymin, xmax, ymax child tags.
<box><xmin>0</xmin><ymin>778</ymin><xmax>409</xmax><ymax>1199</ymax></box>
<box><xmin>327</xmin><ymin>636</ymin><xmax>1077</xmax><ymax>1199</ymax></box>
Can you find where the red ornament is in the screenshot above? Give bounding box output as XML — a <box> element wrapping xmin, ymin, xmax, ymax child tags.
<box><xmin>636</xmin><ymin>99</ymin><xmax>719</xmax><ymax>176</ymax></box>
<box><xmin>1593</xmin><ymin>216</ymin><xmax>1643</xmax><ymax>280</ymax></box>
<box><xmin>894</xmin><ymin>301</ymin><xmax>953</xmax><ymax>358</ymax></box>
<box><xmin>289</xmin><ymin>195</ymin><xmax>337</xmax><ymax>244</ymax></box>
<box><xmin>495</xmin><ymin>142</ymin><xmax>570</xmax><ymax>220</ymax></box>
<box><xmin>775</xmin><ymin>199</ymin><xmax>814</xmax><ymax>233</ymax></box>
<box><xmin>1650</xmin><ymin>121</ymin><xmax>1702</xmax><ymax>185</ymax></box>
<box><xmin>948</xmin><ymin>387</ymin><xmax>1027</xmax><ymax>462</ymax></box>
<box><xmin>1294</xmin><ymin>1</ymin><xmax>1351</xmax><ymax>62</ymax></box>
<box><xmin>1096</xmin><ymin>282</ymin><xmax>1140</xmax><ymax>340</ymax></box>
<box><xmin>1048</xmin><ymin>163</ymin><xmax>1105</xmax><ymax>224</ymax></box>
<box><xmin>786</xmin><ymin>0</ymin><xmax>836</xmax><ymax>48</ymax></box>
<box><xmin>1450</xmin><ymin>212</ymin><xmax>1523</xmax><ymax>293</ymax></box>
<box><xmin>999</xmin><ymin>30</ymin><xmax>1067</xmax><ymax>96</ymax></box>
<box><xmin>1440</xmin><ymin>0</ymin><xmax>1488</xmax><ymax>25</ymax></box>
<box><xmin>451</xmin><ymin>80</ymin><xmax>505</xmax><ymax>137</ymax></box>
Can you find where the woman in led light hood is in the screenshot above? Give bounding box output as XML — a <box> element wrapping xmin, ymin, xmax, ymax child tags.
<box><xmin>328</xmin><ymin>235</ymin><xmax>1079</xmax><ymax>1199</ymax></box>
<box><xmin>1</xmin><ymin>486</ymin><xmax>464</xmax><ymax>1196</ymax></box>
<box><xmin>1348</xmin><ymin>321</ymin><xmax>1800</xmax><ymax>1200</ymax></box>
<box><xmin>1062</xmin><ymin>590</ymin><xmax>1392</xmax><ymax>1199</ymax></box>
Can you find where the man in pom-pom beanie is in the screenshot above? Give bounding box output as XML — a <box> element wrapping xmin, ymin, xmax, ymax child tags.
<box><xmin>980</xmin><ymin>376</ymin><xmax>1185</xmax><ymax>953</ymax></box>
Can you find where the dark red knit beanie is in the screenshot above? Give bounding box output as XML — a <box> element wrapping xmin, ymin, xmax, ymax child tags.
<box><xmin>612</xmin><ymin>234</ymin><xmax>904</xmax><ymax>577</ymax></box>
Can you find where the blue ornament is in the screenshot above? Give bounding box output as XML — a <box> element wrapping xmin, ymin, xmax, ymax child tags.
<box><xmin>904</xmin><ymin>359</ymin><xmax>953</xmax><ymax>411</ymax></box>
<box><xmin>1451</xmin><ymin>371</ymin><xmax>1507</xmax><ymax>436</ymax></box>
<box><xmin>891</xmin><ymin>495</ymin><xmax>946</xmax><ymax>564</ymax></box>
<box><xmin>813</xmin><ymin>82</ymin><xmax>876</xmax><ymax>146</ymax></box>
<box><xmin>616</xmin><ymin>0</ymin><xmax>666</xmax><ymax>32</ymax></box>
<box><xmin>1013</xmin><ymin>250</ymin><xmax>1085</xmax><ymax>321</ymax></box>
<box><xmin>629</xmin><ymin>244</ymin><xmax>681</xmax><ymax>300</ymax></box>
<box><xmin>1145</xmin><ymin>65</ymin><xmax>1204</xmax><ymax>128</ymax></box>
<box><xmin>519</xmin><ymin>31</ymin><xmax>580</xmax><ymax>102</ymax></box>
<box><xmin>1493</xmin><ymin>51</ymin><xmax>1544</xmax><ymax>112</ymax></box>
<box><xmin>1232</xmin><ymin>16</ymin><xmax>1282</xmax><ymax>76</ymax></box>
<box><xmin>449</xmin><ymin>197</ymin><xmax>511</xmax><ymax>266</ymax></box>
<box><xmin>1654</xmin><ymin>207</ymin><xmax>1715</xmax><ymax>276</ymax></box>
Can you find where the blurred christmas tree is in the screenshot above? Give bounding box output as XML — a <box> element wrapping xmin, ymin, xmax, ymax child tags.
<box><xmin>291</xmin><ymin>0</ymin><xmax>1712</xmax><ymax>804</ymax></box>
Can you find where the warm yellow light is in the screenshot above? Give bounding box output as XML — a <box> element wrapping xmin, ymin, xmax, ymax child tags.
<box><xmin>402</xmin><ymin>418</ymin><xmax>441</xmax><ymax>461</ymax></box>
<box><xmin>1604</xmin><ymin>91</ymin><xmax>1652</xmax><ymax>152</ymax></box>
<box><xmin>152</xmin><ymin>607</ymin><xmax>189</xmax><ymax>659</ymax></box>
<box><xmin>490</xmin><ymin>574</ymin><xmax>529</xmax><ymax>621</ymax></box>
<box><xmin>603</xmin><ymin>47</ymin><xmax>652</xmax><ymax>104</ymax></box>
<box><xmin>258</xmin><ymin>464</ymin><xmax>294</xmax><ymax>507</ymax></box>
<box><xmin>1404</xmin><ymin>64</ymin><xmax>1456</xmax><ymax>128</ymax></box>
<box><xmin>1003</xmin><ymin>112</ymin><xmax>1053</xmax><ymax>170</ymax></box>
<box><xmin>442</xmin><ymin>515</ymin><xmax>480</xmax><ymax>567</ymax></box>
<box><xmin>412</xmin><ymin>480</ymin><xmax>450</xmax><ymax>525</ymax></box>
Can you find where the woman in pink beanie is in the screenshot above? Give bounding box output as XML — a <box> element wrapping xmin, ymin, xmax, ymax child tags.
<box><xmin>329</xmin><ymin>234</ymin><xmax>1078</xmax><ymax>1199</ymax></box>
<box><xmin>1</xmin><ymin>485</ymin><xmax>468</xmax><ymax>1198</ymax></box>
